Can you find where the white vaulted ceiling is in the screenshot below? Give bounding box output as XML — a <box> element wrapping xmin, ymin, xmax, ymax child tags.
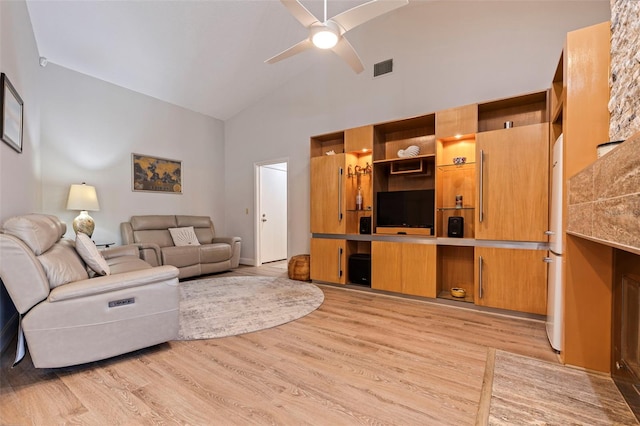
<box><xmin>25</xmin><ymin>0</ymin><xmax>608</xmax><ymax>121</ymax></box>
<box><xmin>26</xmin><ymin>0</ymin><xmax>404</xmax><ymax>120</ymax></box>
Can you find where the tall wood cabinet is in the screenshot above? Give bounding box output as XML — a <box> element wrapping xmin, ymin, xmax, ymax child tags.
<box><xmin>310</xmin><ymin>153</ymin><xmax>346</xmax><ymax>234</ymax></box>
<box><xmin>476</xmin><ymin>122</ymin><xmax>549</xmax><ymax>242</ymax></box>
<box><xmin>551</xmin><ymin>21</ymin><xmax>612</xmax><ymax>372</ymax></box>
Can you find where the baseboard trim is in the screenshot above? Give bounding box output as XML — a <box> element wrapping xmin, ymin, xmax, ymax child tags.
<box><xmin>239</xmin><ymin>257</ymin><xmax>256</xmax><ymax>266</ymax></box>
<box><xmin>1</xmin><ymin>312</ymin><xmax>18</xmax><ymax>355</ymax></box>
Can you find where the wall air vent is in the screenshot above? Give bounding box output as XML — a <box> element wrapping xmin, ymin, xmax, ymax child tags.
<box><xmin>374</xmin><ymin>59</ymin><xmax>393</xmax><ymax>77</ymax></box>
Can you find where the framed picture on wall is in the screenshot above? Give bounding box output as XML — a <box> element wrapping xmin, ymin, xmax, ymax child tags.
<box><xmin>1</xmin><ymin>73</ymin><xmax>24</xmax><ymax>153</ymax></box>
<box><xmin>132</xmin><ymin>153</ymin><xmax>182</xmax><ymax>193</ymax></box>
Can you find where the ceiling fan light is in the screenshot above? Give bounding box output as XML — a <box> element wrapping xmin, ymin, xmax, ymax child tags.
<box><xmin>312</xmin><ymin>29</ymin><xmax>338</xmax><ymax>49</ymax></box>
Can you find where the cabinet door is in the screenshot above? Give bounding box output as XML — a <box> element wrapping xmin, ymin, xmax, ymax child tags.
<box><xmin>371</xmin><ymin>241</ymin><xmax>436</xmax><ymax>297</ymax></box>
<box><xmin>310</xmin><ymin>238</ymin><xmax>346</xmax><ymax>284</ymax></box>
<box><xmin>402</xmin><ymin>243</ymin><xmax>437</xmax><ymax>298</ymax></box>
<box><xmin>476</xmin><ymin>123</ymin><xmax>549</xmax><ymax>242</ymax></box>
<box><xmin>371</xmin><ymin>241</ymin><xmax>403</xmax><ymax>292</ymax></box>
<box><xmin>475</xmin><ymin>247</ymin><xmax>547</xmax><ymax>314</ymax></box>
<box><xmin>310</xmin><ymin>154</ymin><xmax>346</xmax><ymax>234</ymax></box>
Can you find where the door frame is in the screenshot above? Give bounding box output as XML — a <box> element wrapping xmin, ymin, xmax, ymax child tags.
<box><xmin>254</xmin><ymin>158</ymin><xmax>289</xmax><ymax>267</ymax></box>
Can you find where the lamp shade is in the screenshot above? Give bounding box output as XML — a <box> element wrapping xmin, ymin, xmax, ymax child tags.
<box><xmin>311</xmin><ymin>22</ymin><xmax>339</xmax><ymax>49</ymax></box>
<box><xmin>66</xmin><ymin>183</ymin><xmax>100</xmax><ymax>211</ymax></box>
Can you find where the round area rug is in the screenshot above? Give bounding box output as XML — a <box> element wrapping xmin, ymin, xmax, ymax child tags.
<box><xmin>177</xmin><ymin>275</ymin><xmax>324</xmax><ymax>340</ymax></box>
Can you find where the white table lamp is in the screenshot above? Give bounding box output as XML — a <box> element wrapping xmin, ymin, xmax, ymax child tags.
<box><xmin>66</xmin><ymin>183</ymin><xmax>100</xmax><ymax>237</ymax></box>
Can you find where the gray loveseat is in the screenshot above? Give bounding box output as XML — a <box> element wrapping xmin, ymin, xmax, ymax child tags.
<box><xmin>0</xmin><ymin>214</ymin><xmax>180</xmax><ymax>368</ymax></box>
<box><xmin>121</xmin><ymin>215</ymin><xmax>241</xmax><ymax>279</ymax></box>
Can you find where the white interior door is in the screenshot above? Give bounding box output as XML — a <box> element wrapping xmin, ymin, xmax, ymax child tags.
<box><xmin>259</xmin><ymin>162</ymin><xmax>287</xmax><ymax>264</ymax></box>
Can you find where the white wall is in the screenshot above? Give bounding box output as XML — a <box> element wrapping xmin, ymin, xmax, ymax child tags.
<box><xmin>224</xmin><ymin>1</ymin><xmax>611</xmax><ymax>264</ymax></box>
<box><xmin>39</xmin><ymin>64</ymin><xmax>227</xmax><ymax>244</ymax></box>
<box><xmin>0</xmin><ymin>0</ymin><xmax>42</xmax><ymax>351</ymax></box>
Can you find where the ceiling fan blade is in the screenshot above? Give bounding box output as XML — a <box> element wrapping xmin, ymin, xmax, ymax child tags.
<box><xmin>265</xmin><ymin>38</ymin><xmax>314</xmax><ymax>64</ymax></box>
<box><xmin>332</xmin><ymin>0</ymin><xmax>409</xmax><ymax>33</ymax></box>
<box><xmin>280</xmin><ymin>0</ymin><xmax>319</xmax><ymax>28</ymax></box>
<box><xmin>332</xmin><ymin>37</ymin><xmax>364</xmax><ymax>74</ymax></box>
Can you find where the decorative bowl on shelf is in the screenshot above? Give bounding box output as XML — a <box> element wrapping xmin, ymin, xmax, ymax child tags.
<box><xmin>450</xmin><ymin>287</ymin><xmax>466</xmax><ymax>298</ymax></box>
<box><xmin>397</xmin><ymin>145</ymin><xmax>420</xmax><ymax>158</ymax></box>
<box><xmin>453</xmin><ymin>156</ymin><xmax>467</xmax><ymax>165</ymax></box>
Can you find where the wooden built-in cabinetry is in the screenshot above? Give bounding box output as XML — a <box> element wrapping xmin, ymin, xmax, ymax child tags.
<box><xmin>308</xmin><ymin>20</ymin><xmax>612</xmax><ymax>372</ymax></box>
<box><xmin>551</xmin><ymin>21</ymin><xmax>611</xmax><ymax>372</ymax></box>
<box><xmin>310</xmin><ymin>91</ymin><xmax>550</xmax><ymax>316</ymax></box>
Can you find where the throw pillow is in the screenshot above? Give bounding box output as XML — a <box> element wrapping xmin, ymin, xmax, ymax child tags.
<box><xmin>168</xmin><ymin>226</ymin><xmax>201</xmax><ymax>246</ymax></box>
<box><xmin>75</xmin><ymin>232</ymin><xmax>111</xmax><ymax>276</ymax></box>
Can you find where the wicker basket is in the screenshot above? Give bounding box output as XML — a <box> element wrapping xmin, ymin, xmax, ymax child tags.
<box><xmin>288</xmin><ymin>254</ymin><xmax>311</xmax><ymax>282</ymax></box>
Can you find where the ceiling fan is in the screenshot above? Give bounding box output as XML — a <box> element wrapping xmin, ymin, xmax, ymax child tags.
<box><xmin>265</xmin><ymin>0</ymin><xmax>409</xmax><ymax>74</ymax></box>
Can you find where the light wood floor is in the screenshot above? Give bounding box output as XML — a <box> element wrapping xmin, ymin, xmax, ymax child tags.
<box><xmin>0</xmin><ymin>264</ymin><xmax>633</xmax><ymax>425</ymax></box>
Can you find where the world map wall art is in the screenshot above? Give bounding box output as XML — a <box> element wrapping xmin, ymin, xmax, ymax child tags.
<box><xmin>132</xmin><ymin>153</ymin><xmax>182</xmax><ymax>193</ymax></box>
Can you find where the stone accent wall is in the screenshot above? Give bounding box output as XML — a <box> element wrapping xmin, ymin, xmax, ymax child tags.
<box><xmin>609</xmin><ymin>0</ymin><xmax>640</xmax><ymax>141</ymax></box>
<box><xmin>567</xmin><ymin>132</ymin><xmax>640</xmax><ymax>254</ymax></box>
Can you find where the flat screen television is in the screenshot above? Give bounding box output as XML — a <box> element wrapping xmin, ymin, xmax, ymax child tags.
<box><xmin>376</xmin><ymin>189</ymin><xmax>435</xmax><ymax>229</ymax></box>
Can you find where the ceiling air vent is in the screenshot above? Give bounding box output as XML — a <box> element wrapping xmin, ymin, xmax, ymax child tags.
<box><xmin>374</xmin><ymin>59</ymin><xmax>393</xmax><ymax>77</ymax></box>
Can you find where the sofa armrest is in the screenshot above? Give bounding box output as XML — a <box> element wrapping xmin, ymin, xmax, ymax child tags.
<box><xmin>212</xmin><ymin>236</ymin><xmax>241</xmax><ymax>245</ymax></box>
<box><xmin>48</xmin><ymin>265</ymin><xmax>179</xmax><ymax>302</ymax></box>
<box><xmin>213</xmin><ymin>236</ymin><xmax>242</xmax><ymax>268</ymax></box>
<box><xmin>133</xmin><ymin>243</ymin><xmax>162</xmax><ymax>266</ymax></box>
<box><xmin>101</xmin><ymin>244</ymin><xmax>139</xmax><ymax>259</ymax></box>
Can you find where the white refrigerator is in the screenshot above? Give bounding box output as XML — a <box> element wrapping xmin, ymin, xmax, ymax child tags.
<box><xmin>546</xmin><ymin>134</ymin><xmax>564</xmax><ymax>352</ymax></box>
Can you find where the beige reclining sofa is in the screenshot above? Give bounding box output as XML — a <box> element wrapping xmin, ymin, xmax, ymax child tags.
<box><xmin>0</xmin><ymin>214</ymin><xmax>180</xmax><ymax>368</ymax></box>
<box><xmin>121</xmin><ymin>215</ymin><xmax>241</xmax><ymax>279</ymax></box>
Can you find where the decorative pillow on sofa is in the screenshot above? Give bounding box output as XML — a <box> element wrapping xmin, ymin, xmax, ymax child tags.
<box><xmin>75</xmin><ymin>232</ymin><xmax>111</xmax><ymax>276</ymax></box>
<box><xmin>168</xmin><ymin>226</ymin><xmax>201</xmax><ymax>246</ymax></box>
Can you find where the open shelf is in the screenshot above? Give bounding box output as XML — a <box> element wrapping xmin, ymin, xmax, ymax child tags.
<box><xmin>310</xmin><ymin>131</ymin><xmax>344</xmax><ymax>158</ymax></box>
<box><xmin>477</xmin><ymin>91</ymin><xmax>549</xmax><ymax>133</ymax></box>
<box><xmin>436</xmin><ymin>245</ymin><xmax>475</xmax><ymax>303</ymax></box>
<box><xmin>436</xmin><ymin>161</ymin><xmax>476</xmax><ymax>238</ymax></box>
<box><xmin>373</xmin><ymin>114</ymin><xmax>436</xmax><ymax>161</ymax></box>
<box><xmin>436</xmin><ymin>136</ymin><xmax>476</xmax><ymax>167</ymax></box>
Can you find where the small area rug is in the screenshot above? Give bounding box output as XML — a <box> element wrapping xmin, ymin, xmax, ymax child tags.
<box><xmin>178</xmin><ymin>275</ymin><xmax>324</xmax><ymax>340</ymax></box>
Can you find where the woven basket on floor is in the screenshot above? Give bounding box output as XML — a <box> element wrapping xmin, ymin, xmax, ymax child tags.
<box><xmin>288</xmin><ymin>254</ymin><xmax>311</xmax><ymax>282</ymax></box>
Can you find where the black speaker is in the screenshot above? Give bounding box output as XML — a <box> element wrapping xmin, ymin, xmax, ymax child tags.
<box><xmin>348</xmin><ymin>253</ymin><xmax>371</xmax><ymax>286</ymax></box>
<box><xmin>448</xmin><ymin>216</ymin><xmax>464</xmax><ymax>238</ymax></box>
<box><xmin>359</xmin><ymin>216</ymin><xmax>372</xmax><ymax>234</ymax></box>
